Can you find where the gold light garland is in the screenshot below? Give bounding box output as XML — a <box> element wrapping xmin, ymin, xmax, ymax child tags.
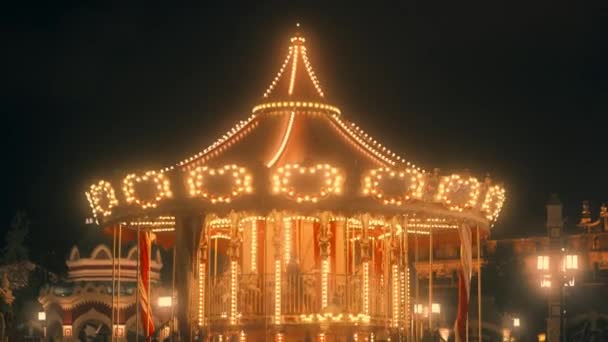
<box><xmin>187</xmin><ymin>165</ymin><xmax>253</xmax><ymax>204</ymax></box>
<box><xmin>263</xmin><ymin>47</ymin><xmax>293</xmax><ymax>98</ymax></box>
<box><xmin>123</xmin><ymin>171</ymin><xmax>172</xmax><ymax>209</ymax></box>
<box><xmin>288</xmin><ymin>45</ymin><xmax>298</xmax><ymax>95</ymax></box>
<box><xmin>321</xmin><ymin>259</ymin><xmax>330</xmax><ymax>309</ymax></box>
<box><xmin>392</xmin><ymin>264</ymin><xmax>400</xmax><ymax>327</ymax></box>
<box><xmin>435</xmin><ymin>174</ymin><xmax>481</xmax><ymax>212</ymax></box>
<box><xmin>271</xmin><ymin>163</ymin><xmax>344</xmax><ymax>203</ymax></box>
<box><xmin>262</xmin><ymin>32</ymin><xmax>325</xmax><ymax>99</ymax></box>
<box><xmin>252</xmin><ymin>101</ymin><xmax>341</xmax><ymax>115</ymax></box>
<box><xmin>173</xmin><ymin>115</ymin><xmax>258</xmax><ymax>170</ymax></box>
<box><xmin>329</xmin><ymin>114</ymin><xmax>410</xmax><ymax>167</ymax></box>
<box><xmin>251</xmin><ymin>221</ymin><xmax>258</xmax><ymax>272</ymax></box>
<box><xmin>230</xmin><ymin>260</ymin><xmax>238</xmax><ymax>325</ymax></box>
<box><xmin>482</xmin><ymin>185</ymin><xmax>506</xmax><ymax>221</ymax></box>
<box><xmin>362</xmin><ymin>167</ymin><xmax>425</xmax><ymax>205</ymax></box>
<box><xmin>274</xmin><ymin>259</ymin><xmax>282</xmax><ymax>325</ymax></box>
<box><xmin>85</xmin><ymin>180</ymin><xmax>118</xmax><ymax>219</ymax></box>
<box><xmin>198</xmin><ymin>260</ymin><xmax>205</xmax><ymax>326</ymax></box>
<box><xmin>362</xmin><ymin>261</ymin><xmax>370</xmax><ymax>315</ymax></box>
<box><xmin>266</xmin><ymin>112</ymin><xmax>295</xmax><ymax>168</ymax></box>
<box><xmin>300</xmin><ymin>45</ymin><xmax>324</xmax><ymax>97</ymax></box>
<box><xmin>283</xmin><ymin>218</ymin><xmax>292</xmax><ymax>263</ymax></box>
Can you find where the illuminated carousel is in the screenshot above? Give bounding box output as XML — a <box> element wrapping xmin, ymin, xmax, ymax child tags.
<box><xmin>85</xmin><ymin>26</ymin><xmax>505</xmax><ymax>341</ymax></box>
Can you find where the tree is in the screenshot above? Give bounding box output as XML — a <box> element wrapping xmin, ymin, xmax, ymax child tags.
<box><xmin>2</xmin><ymin>212</ymin><xmax>29</xmax><ymax>264</ymax></box>
<box><xmin>0</xmin><ymin>212</ymin><xmax>56</xmax><ymax>341</ymax></box>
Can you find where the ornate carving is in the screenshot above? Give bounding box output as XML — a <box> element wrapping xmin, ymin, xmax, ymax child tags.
<box><xmin>390</xmin><ymin>217</ymin><xmax>400</xmax><ymax>266</ymax></box>
<box><xmin>227</xmin><ymin>211</ymin><xmax>242</xmax><ymax>261</ymax></box>
<box><xmin>318</xmin><ymin>212</ymin><xmax>332</xmax><ymax>258</ymax></box>
<box><xmin>360</xmin><ymin>214</ymin><xmax>371</xmax><ymax>262</ymax></box>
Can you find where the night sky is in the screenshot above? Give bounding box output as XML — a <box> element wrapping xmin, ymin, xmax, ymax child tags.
<box><xmin>2</xmin><ymin>2</ymin><xmax>607</xmax><ymax>270</ymax></box>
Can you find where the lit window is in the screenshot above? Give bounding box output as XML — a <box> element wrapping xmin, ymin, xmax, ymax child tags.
<box><xmin>537</xmin><ymin>255</ymin><xmax>549</xmax><ymax>270</ymax></box>
<box><xmin>540</xmin><ymin>275</ymin><xmax>551</xmax><ymax>288</ymax></box>
<box><xmin>564</xmin><ymin>255</ymin><xmax>578</xmax><ymax>270</ymax></box>
<box><xmin>431</xmin><ymin>303</ymin><xmax>441</xmax><ymax>314</ymax></box>
<box><xmin>513</xmin><ymin>318</ymin><xmax>520</xmax><ymax>327</ymax></box>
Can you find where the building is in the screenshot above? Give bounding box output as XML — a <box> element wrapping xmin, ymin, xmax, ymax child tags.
<box><xmin>38</xmin><ymin>229</ymin><xmax>172</xmax><ymax>341</ymax></box>
<box><xmin>414</xmin><ymin>196</ymin><xmax>608</xmax><ymax>341</ymax></box>
<box><xmin>484</xmin><ymin>197</ymin><xmax>608</xmax><ymax>341</ymax></box>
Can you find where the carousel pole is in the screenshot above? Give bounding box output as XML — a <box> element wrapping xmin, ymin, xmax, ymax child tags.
<box><xmin>345</xmin><ymin>219</ymin><xmax>349</xmax><ymax>314</ymax></box>
<box><xmin>171</xmin><ymin>240</ymin><xmax>176</xmax><ymax>341</ymax></box>
<box><xmin>415</xmin><ymin>231</ymin><xmax>419</xmax><ymax>341</ymax></box>
<box><xmin>111</xmin><ymin>226</ymin><xmax>117</xmax><ymax>342</ymax></box>
<box><xmin>477</xmin><ymin>225</ymin><xmax>482</xmax><ymax>342</ymax></box>
<box><xmin>146</xmin><ymin>230</ymin><xmax>151</xmax><ymax>342</ymax></box>
<box><xmin>466</xmin><ymin>308</ymin><xmax>469</xmax><ymax>342</ymax></box>
<box><xmin>136</xmin><ymin>226</ymin><xmax>140</xmax><ymax>340</ymax></box>
<box><xmin>117</xmin><ymin>224</ymin><xmax>122</xmax><ymax>339</ymax></box>
<box><xmin>402</xmin><ymin>217</ymin><xmax>409</xmax><ymax>341</ymax></box>
<box><xmin>428</xmin><ymin>226</ymin><xmax>433</xmax><ymax>336</ymax></box>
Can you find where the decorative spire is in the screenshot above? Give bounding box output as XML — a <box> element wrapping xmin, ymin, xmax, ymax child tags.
<box><xmin>262</xmin><ymin>24</ymin><xmax>325</xmax><ymax>100</ymax></box>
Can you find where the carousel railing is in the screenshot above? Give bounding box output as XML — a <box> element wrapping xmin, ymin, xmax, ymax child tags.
<box><xmin>207</xmin><ymin>272</ymin><xmax>389</xmax><ymax>322</ymax></box>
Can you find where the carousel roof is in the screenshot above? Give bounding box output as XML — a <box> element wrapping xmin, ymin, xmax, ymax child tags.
<box><xmin>85</xmin><ymin>26</ymin><xmax>505</xmax><ymax>230</ymax></box>
<box><xmin>165</xmin><ymin>27</ymin><xmax>416</xmax><ymax>173</ymax></box>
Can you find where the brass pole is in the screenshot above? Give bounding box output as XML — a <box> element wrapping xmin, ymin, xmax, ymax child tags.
<box><xmin>415</xmin><ymin>231</ymin><xmax>419</xmax><ymax>341</ymax></box>
<box><xmin>146</xmin><ymin>230</ymin><xmax>151</xmax><ymax>340</ymax></box>
<box><xmin>111</xmin><ymin>226</ymin><xmax>116</xmax><ymax>342</ymax></box>
<box><xmin>171</xmin><ymin>237</ymin><xmax>176</xmax><ymax>342</ymax></box>
<box><xmin>477</xmin><ymin>226</ymin><xmax>482</xmax><ymax>342</ymax></box>
<box><xmin>117</xmin><ymin>224</ymin><xmax>122</xmax><ymax>336</ymax></box>
<box><xmin>428</xmin><ymin>227</ymin><xmax>433</xmax><ymax>334</ymax></box>
<box><xmin>136</xmin><ymin>226</ymin><xmax>140</xmax><ymax>340</ymax></box>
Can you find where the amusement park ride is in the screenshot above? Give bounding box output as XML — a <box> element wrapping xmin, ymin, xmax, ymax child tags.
<box><xmin>82</xmin><ymin>25</ymin><xmax>505</xmax><ymax>341</ymax></box>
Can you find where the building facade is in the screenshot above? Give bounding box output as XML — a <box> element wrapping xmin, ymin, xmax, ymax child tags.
<box><xmin>38</xmin><ymin>231</ymin><xmax>171</xmax><ymax>341</ymax></box>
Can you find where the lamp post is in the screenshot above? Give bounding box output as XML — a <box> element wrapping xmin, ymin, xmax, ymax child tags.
<box><xmin>157</xmin><ymin>296</ymin><xmax>174</xmax><ymax>341</ymax></box>
<box><xmin>512</xmin><ymin>317</ymin><xmax>520</xmax><ymax>341</ymax></box>
<box><xmin>414</xmin><ymin>303</ymin><xmax>441</xmax><ymax>337</ymax></box>
<box><xmin>414</xmin><ymin>303</ymin><xmax>441</xmax><ymax>339</ymax></box>
<box><xmin>38</xmin><ymin>311</ymin><xmax>46</xmax><ymax>341</ymax></box>
<box><xmin>536</xmin><ymin>252</ymin><xmax>578</xmax><ymax>342</ymax></box>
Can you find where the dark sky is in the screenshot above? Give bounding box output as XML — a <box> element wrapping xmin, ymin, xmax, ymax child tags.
<box><xmin>2</xmin><ymin>2</ymin><xmax>607</xmax><ymax>268</ymax></box>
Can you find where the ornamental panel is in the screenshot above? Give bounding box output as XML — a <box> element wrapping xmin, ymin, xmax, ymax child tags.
<box><xmin>271</xmin><ymin>163</ymin><xmax>344</xmax><ymax>203</ymax></box>
<box><xmin>186</xmin><ymin>164</ymin><xmax>253</xmax><ymax>204</ymax></box>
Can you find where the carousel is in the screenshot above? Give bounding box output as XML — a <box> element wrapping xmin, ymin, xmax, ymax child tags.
<box><xmin>84</xmin><ymin>25</ymin><xmax>505</xmax><ymax>341</ymax></box>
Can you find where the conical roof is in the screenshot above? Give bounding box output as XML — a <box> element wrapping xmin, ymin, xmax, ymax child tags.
<box><xmin>262</xmin><ymin>25</ymin><xmax>326</xmax><ymax>101</ymax></box>
<box><xmin>170</xmin><ymin>27</ymin><xmax>415</xmax><ymax>171</ymax></box>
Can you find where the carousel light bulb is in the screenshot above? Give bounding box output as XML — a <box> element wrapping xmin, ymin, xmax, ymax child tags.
<box><xmin>274</xmin><ymin>260</ymin><xmax>282</xmax><ymax>325</ymax></box>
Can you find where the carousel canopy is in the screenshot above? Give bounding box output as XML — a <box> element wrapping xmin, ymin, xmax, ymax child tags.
<box><xmin>85</xmin><ymin>26</ymin><xmax>505</xmax><ymax>230</ymax></box>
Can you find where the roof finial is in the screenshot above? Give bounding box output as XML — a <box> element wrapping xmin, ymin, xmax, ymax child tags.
<box><xmin>290</xmin><ymin>23</ymin><xmax>305</xmax><ymax>45</ymax></box>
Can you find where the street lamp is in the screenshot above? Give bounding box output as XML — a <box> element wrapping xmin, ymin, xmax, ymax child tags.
<box><xmin>38</xmin><ymin>311</ymin><xmax>46</xmax><ymax>339</ymax></box>
<box><xmin>537</xmin><ymin>252</ymin><xmax>579</xmax><ymax>342</ymax></box>
<box><xmin>157</xmin><ymin>296</ymin><xmax>174</xmax><ymax>340</ymax></box>
<box><xmin>438</xmin><ymin>327</ymin><xmax>450</xmax><ymax>341</ymax></box>
<box><xmin>513</xmin><ymin>317</ymin><xmax>520</xmax><ymax>327</ymax></box>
